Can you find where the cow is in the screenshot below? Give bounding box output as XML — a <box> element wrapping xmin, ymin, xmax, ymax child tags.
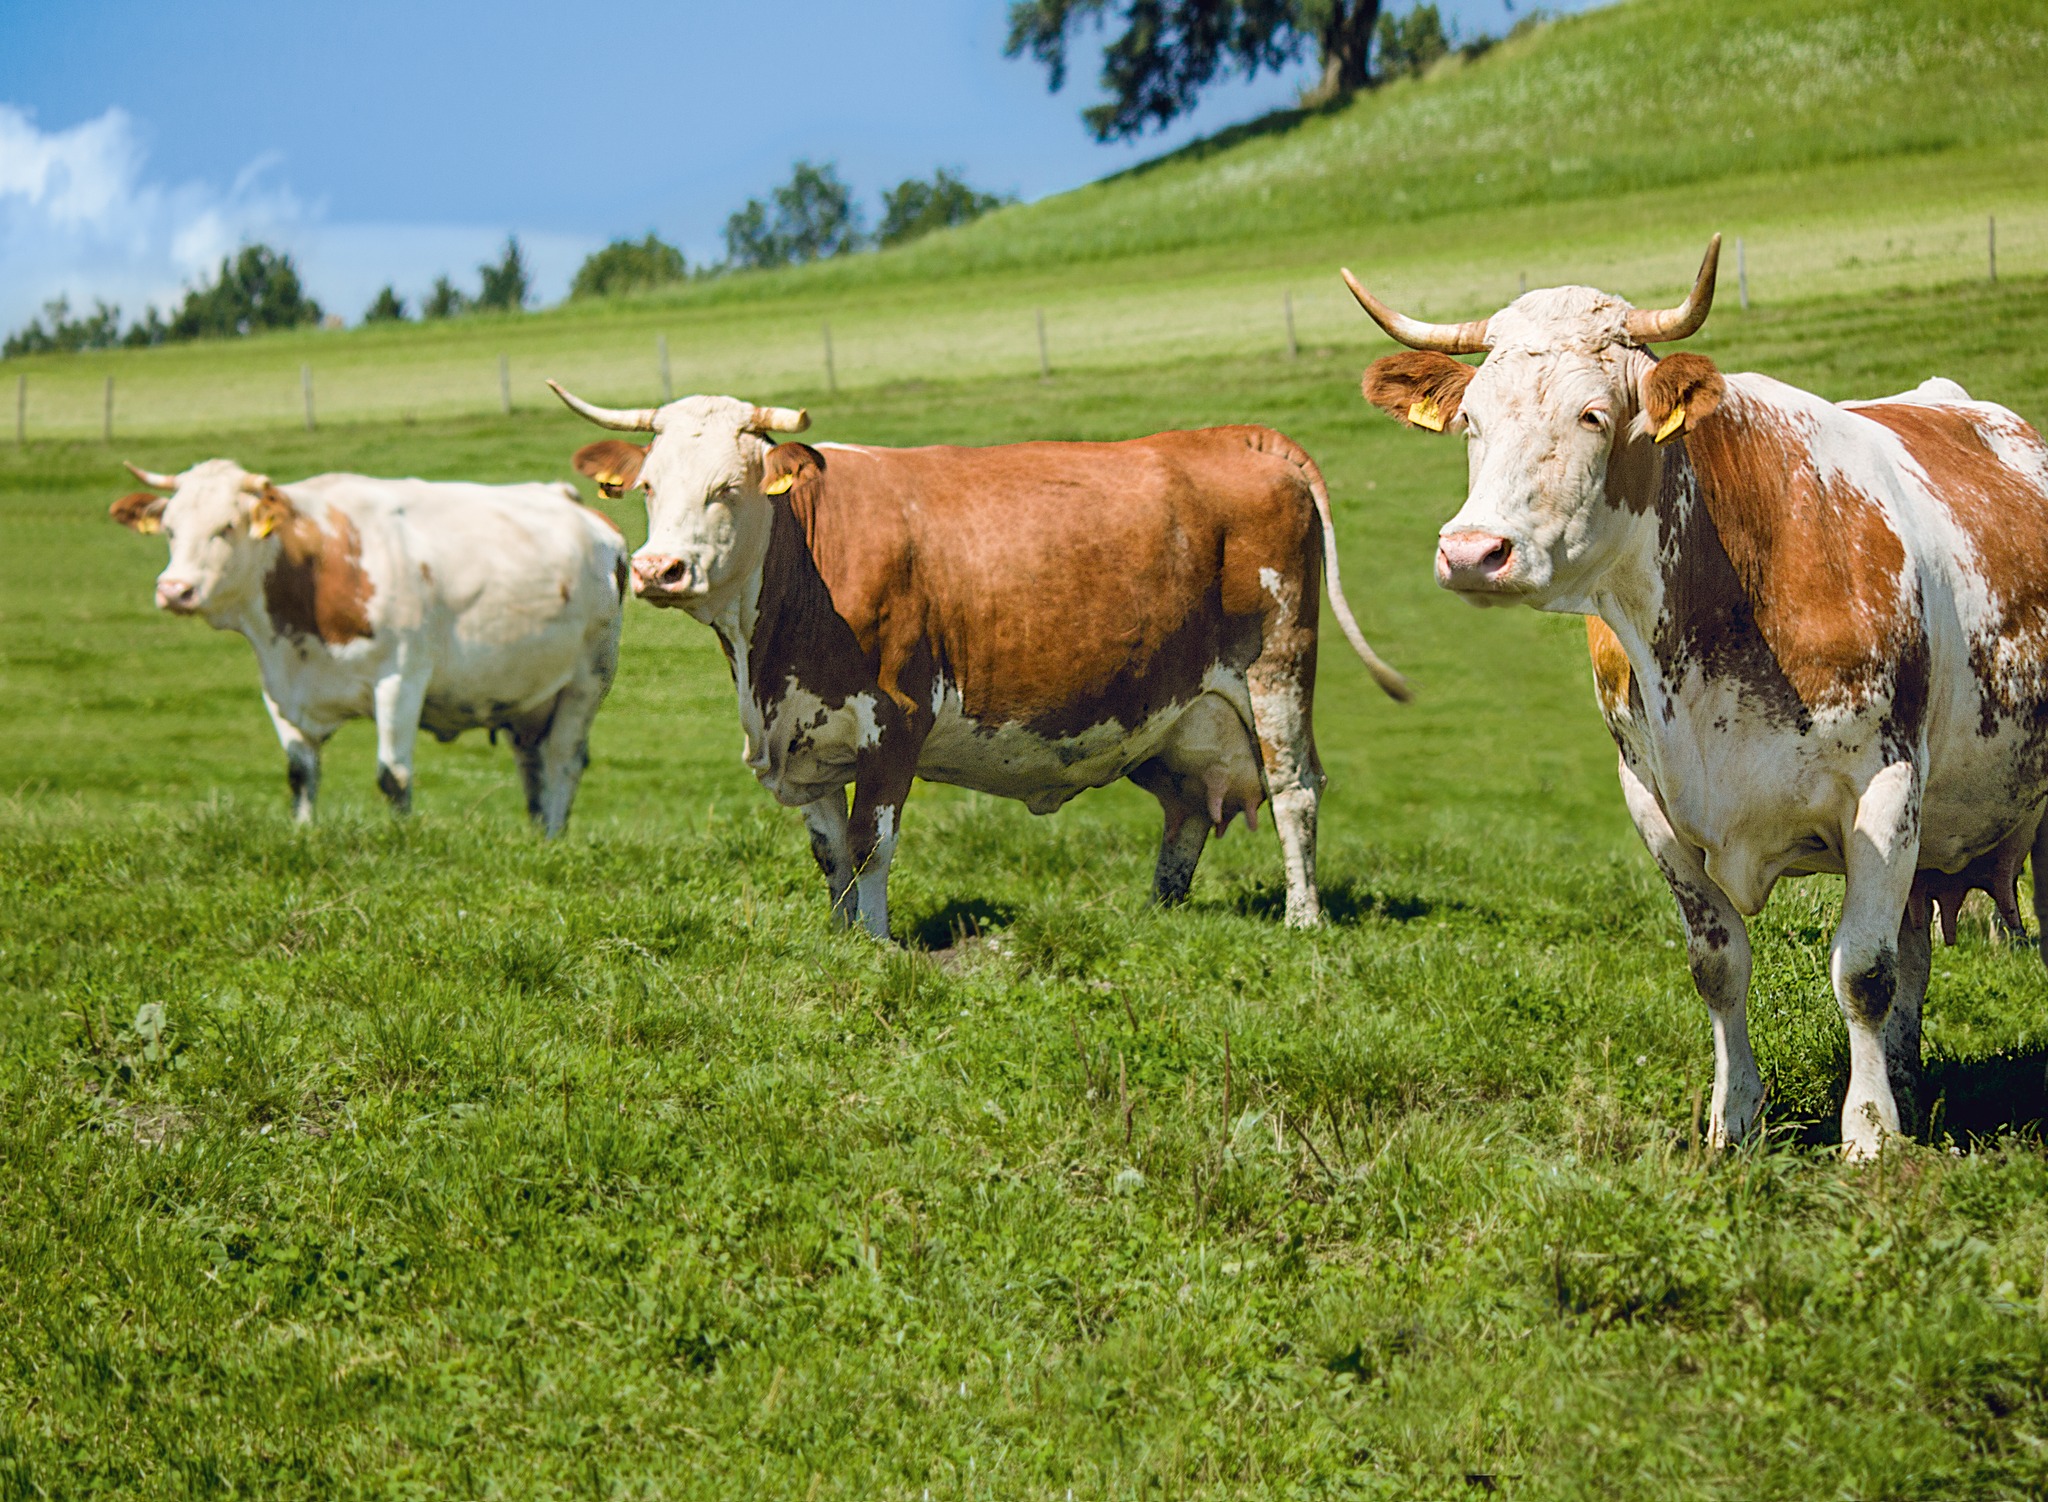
<box><xmin>547</xmin><ymin>381</ymin><xmax>1410</xmax><ymax>938</ymax></box>
<box><xmin>1347</xmin><ymin>236</ymin><xmax>2048</xmax><ymax>1159</ymax></box>
<box><xmin>110</xmin><ymin>458</ymin><xmax>628</xmax><ymax>834</ymax></box>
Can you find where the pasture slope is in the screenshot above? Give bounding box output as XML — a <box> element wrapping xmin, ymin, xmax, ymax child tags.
<box><xmin>4</xmin><ymin>2</ymin><xmax>2048</xmax><ymax>1498</ymax></box>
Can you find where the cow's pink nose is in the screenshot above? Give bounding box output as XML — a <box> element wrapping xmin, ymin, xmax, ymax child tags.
<box><xmin>1436</xmin><ymin>531</ymin><xmax>1514</xmax><ymax>589</ymax></box>
<box><xmin>156</xmin><ymin>578</ymin><xmax>198</xmax><ymax>612</ymax></box>
<box><xmin>631</xmin><ymin>553</ymin><xmax>695</xmax><ymax>598</ymax></box>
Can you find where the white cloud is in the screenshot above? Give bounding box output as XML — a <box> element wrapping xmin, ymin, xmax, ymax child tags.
<box><xmin>0</xmin><ymin>104</ymin><xmax>595</xmax><ymax>335</ymax></box>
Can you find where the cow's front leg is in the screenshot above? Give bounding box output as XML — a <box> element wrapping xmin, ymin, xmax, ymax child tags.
<box><xmin>1617</xmin><ymin>754</ymin><xmax>1763</xmax><ymax>1145</ymax></box>
<box><xmin>371</xmin><ymin>671</ymin><xmax>428</xmax><ymax>816</ymax></box>
<box><xmin>263</xmin><ymin>692</ymin><xmax>322</xmax><ymax>824</ymax></box>
<box><xmin>1834</xmin><ymin>761</ymin><xmax>1923</xmax><ymax>1160</ymax></box>
<box><xmin>801</xmin><ymin>791</ymin><xmax>858</xmax><ymax>928</ymax></box>
<box><xmin>846</xmin><ymin>784</ymin><xmax>906</xmax><ymax>943</ymax></box>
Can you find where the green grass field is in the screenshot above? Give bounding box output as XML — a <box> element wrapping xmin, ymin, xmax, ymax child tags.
<box><xmin>7</xmin><ymin>0</ymin><xmax>2048</xmax><ymax>1493</ymax></box>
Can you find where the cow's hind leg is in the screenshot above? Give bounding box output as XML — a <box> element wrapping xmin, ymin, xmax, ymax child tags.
<box><xmin>1888</xmin><ymin>892</ymin><xmax>1932</xmax><ymax>1139</ymax></box>
<box><xmin>1618</xmin><ymin>753</ymin><xmax>1764</xmax><ymax>1146</ymax></box>
<box><xmin>802</xmin><ymin>792</ymin><xmax>858</xmax><ymax>929</ymax></box>
<box><xmin>1129</xmin><ymin>759</ymin><xmax>1210</xmax><ymax>907</ymax></box>
<box><xmin>1247</xmin><ymin>640</ymin><xmax>1322</xmax><ymax>929</ymax></box>
<box><xmin>524</xmin><ymin>656</ymin><xmax>614</xmax><ymax>838</ymax></box>
<box><xmin>1833</xmin><ymin>762</ymin><xmax>1923</xmax><ymax>1160</ymax></box>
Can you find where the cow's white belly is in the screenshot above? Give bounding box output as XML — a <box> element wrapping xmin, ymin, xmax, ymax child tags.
<box><xmin>919</xmin><ymin>670</ymin><xmax>1254</xmax><ymax>814</ymax></box>
<box><xmin>419</xmin><ymin>618</ymin><xmax>594</xmax><ymax>736</ymax></box>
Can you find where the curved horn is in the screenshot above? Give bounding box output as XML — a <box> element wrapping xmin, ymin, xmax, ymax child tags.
<box><xmin>546</xmin><ymin>379</ymin><xmax>658</xmax><ymax>432</ymax></box>
<box><xmin>124</xmin><ymin>461</ymin><xmax>180</xmax><ymax>489</ymax></box>
<box><xmin>1623</xmin><ymin>234</ymin><xmax>1721</xmax><ymax>345</ymax></box>
<box><xmin>749</xmin><ymin>405</ymin><xmax>810</xmax><ymax>434</ymax></box>
<box><xmin>1340</xmin><ymin>268</ymin><xmax>1490</xmax><ymax>355</ymax></box>
<box><xmin>237</xmin><ymin>472</ymin><xmax>274</xmax><ymax>495</ymax></box>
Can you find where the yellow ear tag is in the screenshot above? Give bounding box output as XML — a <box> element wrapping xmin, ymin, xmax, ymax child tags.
<box><xmin>251</xmin><ymin>513</ymin><xmax>277</xmax><ymax>539</ymax></box>
<box><xmin>1654</xmin><ymin>406</ymin><xmax>1687</xmax><ymax>445</ymax></box>
<box><xmin>1407</xmin><ymin>396</ymin><xmax>1446</xmax><ymax>432</ymax></box>
<box><xmin>762</xmin><ymin>473</ymin><xmax>796</xmax><ymax>496</ymax></box>
<box><xmin>136</xmin><ymin>515</ymin><xmax>161</xmax><ymax>535</ymax></box>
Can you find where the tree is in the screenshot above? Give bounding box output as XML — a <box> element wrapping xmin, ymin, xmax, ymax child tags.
<box><xmin>1376</xmin><ymin>1</ymin><xmax>1448</xmax><ymax>80</ymax></box>
<box><xmin>167</xmin><ymin>245</ymin><xmax>322</xmax><ymax>340</ymax></box>
<box><xmin>723</xmin><ymin>161</ymin><xmax>863</xmax><ymax>270</ymax></box>
<box><xmin>475</xmin><ymin>237</ymin><xmax>530</xmax><ymax>313</ymax></box>
<box><xmin>1005</xmin><ymin>0</ymin><xmax>1382</xmax><ymax>140</ymax></box>
<box><xmin>2</xmin><ymin>297</ymin><xmax>126</xmax><ymax>358</ymax></box>
<box><xmin>877</xmin><ymin>170</ymin><xmax>1013</xmax><ymax>248</ymax></box>
<box><xmin>422</xmin><ymin>276</ymin><xmax>470</xmax><ymax>320</ymax></box>
<box><xmin>364</xmin><ymin>285</ymin><xmax>409</xmax><ymax>323</ymax></box>
<box><xmin>570</xmin><ymin>234</ymin><xmax>688</xmax><ymax>299</ymax></box>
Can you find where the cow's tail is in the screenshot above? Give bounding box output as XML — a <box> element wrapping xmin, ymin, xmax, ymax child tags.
<box><xmin>1283</xmin><ymin>441</ymin><xmax>1411</xmax><ymax>703</ymax></box>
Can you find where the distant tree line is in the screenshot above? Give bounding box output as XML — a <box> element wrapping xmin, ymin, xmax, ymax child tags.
<box><xmin>361</xmin><ymin>238</ymin><xmax>531</xmax><ymax>324</ymax></box>
<box><xmin>3</xmin><ymin>245</ymin><xmax>322</xmax><ymax>358</ymax></box>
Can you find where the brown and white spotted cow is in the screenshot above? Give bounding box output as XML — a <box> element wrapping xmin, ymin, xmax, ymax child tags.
<box><xmin>548</xmin><ymin>381</ymin><xmax>1410</xmax><ymax>938</ymax></box>
<box><xmin>1348</xmin><ymin>236</ymin><xmax>2048</xmax><ymax>1158</ymax></box>
<box><xmin>112</xmin><ymin>458</ymin><xmax>627</xmax><ymax>834</ymax></box>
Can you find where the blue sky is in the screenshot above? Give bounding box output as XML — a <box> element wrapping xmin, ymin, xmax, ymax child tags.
<box><xmin>0</xmin><ymin>0</ymin><xmax>1590</xmax><ymax>330</ymax></box>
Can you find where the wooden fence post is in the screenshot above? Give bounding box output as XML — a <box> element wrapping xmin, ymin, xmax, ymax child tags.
<box><xmin>1737</xmin><ymin>237</ymin><xmax>1749</xmax><ymax>312</ymax></box>
<box><xmin>1284</xmin><ymin>291</ymin><xmax>1298</xmax><ymax>359</ymax></box>
<box><xmin>823</xmin><ymin>321</ymin><xmax>837</xmax><ymax>395</ymax></box>
<box><xmin>658</xmin><ymin>335</ymin><xmax>672</xmax><ymax>402</ymax></box>
<box><xmin>1036</xmin><ymin>308</ymin><xmax>1051</xmax><ymax>380</ymax></box>
<box><xmin>498</xmin><ymin>354</ymin><xmax>511</xmax><ymax>416</ymax></box>
<box><xmin>103</xmin><ymin>375</ymin><xmax>114</xmax><ymax>444</ymax></box>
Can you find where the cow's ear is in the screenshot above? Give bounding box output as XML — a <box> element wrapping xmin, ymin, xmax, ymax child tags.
<box><xmin>250</xmin><ymin>483</ymin><xmax>295</xmax><ymax>540</ymax></box>
<box><xmin>1641</xmin><ymin>352</ymin><xmax>1725</xmax><ymax>444</ymax></box>
<box><xmin>573</xmin><ymin>440</ymin><xmax>647</xmax><ymax>499</ymax></box>
<box><xmin>761</xmin><ymin>442</ymin><xmax>824</xmax><ymax>498</ymax></box>
<box><xmin>1363</xmin><ymin>352</ymin><xmax>1476</xmax><ymax>433</ymax></box>
<box><xmin>110</xmin><ymin>491</ymin><xmax>168</xmax><ymax>533</ymax></box>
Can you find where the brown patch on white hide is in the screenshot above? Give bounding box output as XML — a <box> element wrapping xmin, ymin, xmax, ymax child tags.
<box><xmin>1657</xmin><ymin>391</ymin><xmax>1913</xmax><ymax>722</ymax></box>
<box><xmin>262</xmin><ymin>489</ymin><xmax>375</xmax><ymax>646</ymax></box>
<box><xmin>1587</xmin><ymin>616</ymin><xmax>1632</xmax><ymax>722</ymax></box>
<box><xmin>1857</xmin><ymin>402</ymin><xmax>2048</xmax><ymax>733</ymax></box>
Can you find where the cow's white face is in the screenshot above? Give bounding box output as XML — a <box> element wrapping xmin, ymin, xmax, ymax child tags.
<box><xmin>1363</xmin><ymin>288</ymin><xmax>1677</xmax><ymax>612</ymax></box>
<box><xmin>111</xmin><ymin>459</ymin><xmax>275</xmax><ymax>617</ymax></box>
<box><xmin>567</xmin><ymin>394</ymin><xmax>804</xmax><ymax>617</ymax></box>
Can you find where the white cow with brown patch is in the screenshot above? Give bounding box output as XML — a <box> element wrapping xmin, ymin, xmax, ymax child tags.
<box><xmin>112</xmin><ymin>458</ymin><xmax>628</xmax><ymax>834</ymax></box>
<box><xmin>1350</xmin><ymin>237</ymin><xmax>2048</xmax><ymax>1158</ymax></box>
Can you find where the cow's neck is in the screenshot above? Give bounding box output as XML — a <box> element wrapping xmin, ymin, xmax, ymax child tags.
<box><xmin>707</xmin><ymin>496</ymin><xmax>869</xmax><ymax>714</ymax></box>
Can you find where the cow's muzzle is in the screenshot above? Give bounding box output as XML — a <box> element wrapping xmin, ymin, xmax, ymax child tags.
<box><xmin>1435</xmin><ymin>530</ymin><xmax>1517</xmax><ymax>595</ymax></box>
<box><xmin>155</xmin><ymin>577</ymin><xmax>201</xmax><ymax>614</ymax></box>
<box><xmin>630</xmin><ymin>552</ymin><xmax>704</xmax><ymax>606</ymax></box>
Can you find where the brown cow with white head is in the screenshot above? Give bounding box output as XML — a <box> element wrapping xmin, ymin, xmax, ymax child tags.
<box><xmin>549</xmin><ymin>382</ymin><xmax>1410</xmax><ymax>938</ymax></box>
<box><xmin>1350</xmin><ymin>237</ymin><xmax>2048</xmax><ymax>1158</ymax></box>
<box><xmin>112</xmin><ymin>458</ymin><xmax>627</xmax><ymax>833</ymax></box>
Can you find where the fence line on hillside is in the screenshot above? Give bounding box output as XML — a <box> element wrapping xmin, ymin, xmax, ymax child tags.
<box><xmin>2</xmin><ymin>227</ymin><xmax>2035</xmax><ymax>446</ymax></box>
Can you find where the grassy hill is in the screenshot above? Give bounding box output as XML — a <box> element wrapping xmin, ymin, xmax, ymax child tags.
<box><xmin>6</xmin><ymin>0</ymin><xmax>2046</xmax><ymax>439</ymax></box>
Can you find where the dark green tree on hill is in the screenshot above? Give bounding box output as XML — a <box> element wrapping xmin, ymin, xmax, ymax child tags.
<box><xmin>724</xmin><ymin>162</ymin><xmax>862</xmax><ymax>270</ymax></box>
<box><xmin>571</xmin><ymin>234</ymin><xmax>688</xmax><ymax>299</ymax></box>
<box><xmin>1005</xmin><ymin>0</ymin><xmax>1383</xmax><ymax>140</ymax></box>
<box><xmin>475</xmin><ymin>238</ymin><xmax>530</xmax><ymax>312</ymax></box>
<box><xmin>878</xmin><ymin>170</ymin><xmax>1013</xmax><ymax>247</ymax></box>
<box><xmin>364</xmin><ymin>285</ymin><xmax>409</xmax><ymax>323</ymax></box>
<box><xmin>168</xmin><ymin>245</ymin><xmax>323</xmax><ymax>339</ymax></box>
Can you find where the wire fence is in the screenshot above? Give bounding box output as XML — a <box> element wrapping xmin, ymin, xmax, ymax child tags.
<box><xmin>3</xmin><ymin>210</ymin><xmax>2034</xmax><ymax>447</ymax></box>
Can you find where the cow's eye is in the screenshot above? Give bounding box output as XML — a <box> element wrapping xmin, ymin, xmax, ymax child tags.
<box><xmin>1579</xmin><ymin>408</ymin><xmax>1608</xmax><ymax>431</ymax></box>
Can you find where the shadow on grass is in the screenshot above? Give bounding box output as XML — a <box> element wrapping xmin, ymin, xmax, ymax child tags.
<box><xmin>1227</xmin><ymin>876</ymin><xmax>1453</xmax><ymax>927</ymax></box>
<box><xmin>907</xmin><ymin>898</ymin><xmax>1020</xmax><ymax>953</ymax></box>
<box><xmin>1778</xmin><ymin>1042</ymin><xmax>2048</xmax><ymax>1150</ymax></box>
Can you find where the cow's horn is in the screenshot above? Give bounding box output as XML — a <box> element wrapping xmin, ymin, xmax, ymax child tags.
<box><xmin>547</xmin><ymin>379</ymin><xmax>658</xmax><ymax>432</ymax></box>
<box><xmin>749</xmin><ymin>405</ymin><xmax>810</xmax><ymax>434</ymax></box>
<box><xmin>124</xmin><ymin>461</ymin><xmax>179</xmax><ymax>489</ymax></box>
<box><xmin>1623</xmin><ymin>235</ymin><xmax>1721</xmax><ymax>345</ymax></box>
<box><xmin>1340</xmin><ymin>268</ymin><xmax>1491</xmax><ymax>355</ymax></box>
